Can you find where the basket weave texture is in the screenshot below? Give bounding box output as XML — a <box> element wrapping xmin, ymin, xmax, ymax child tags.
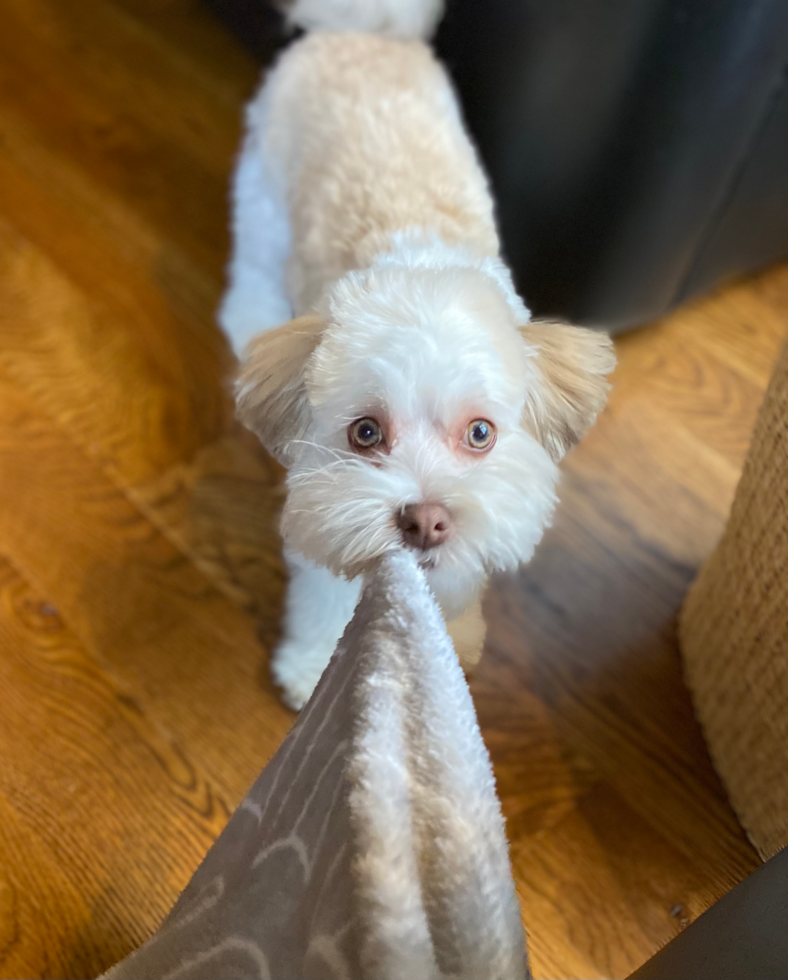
<box><xmin>680</xmin><ymin>340</ymin><xmax>788</xmax><ymax>860</ymax></box>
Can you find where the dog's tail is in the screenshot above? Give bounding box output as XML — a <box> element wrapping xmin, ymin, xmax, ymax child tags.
<box><xmin>281</xmin><ymin>0</ymin><xmax>444</xmax><ymax>39</ymax></box>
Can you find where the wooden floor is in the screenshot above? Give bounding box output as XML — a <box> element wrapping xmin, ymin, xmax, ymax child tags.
<box><xmin>0</xmin><ymin>1</ymin><xmax>786</xmax><ymax>977</ymax></box>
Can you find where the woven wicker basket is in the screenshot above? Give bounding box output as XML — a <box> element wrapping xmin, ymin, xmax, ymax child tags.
<box><xmin>679</xmin><ymin>340</ymin><xmax>788</xmax><ymax>860</ymax></box>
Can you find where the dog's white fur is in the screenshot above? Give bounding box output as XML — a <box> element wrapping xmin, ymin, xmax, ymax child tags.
<box><xmin>222</xmin><ymin>19</ymin><xmax>615</xmax><ymax>709</ymax></box>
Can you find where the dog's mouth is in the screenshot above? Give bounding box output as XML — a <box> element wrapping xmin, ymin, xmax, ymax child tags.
<box><xmin>414</xmin><ymin>551</ymin><xmax>439</xmax><ymax>571</ymax></box>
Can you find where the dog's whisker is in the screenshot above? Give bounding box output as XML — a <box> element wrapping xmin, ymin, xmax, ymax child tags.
<box><xmin>287</xmin><ymin>438</ymin><xmax>355</xmax><ymax>456</ymax></box>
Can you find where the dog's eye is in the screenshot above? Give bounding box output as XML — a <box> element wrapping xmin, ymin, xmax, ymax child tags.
<box><xmin>349</xmin><ymin>417</ymin><xmax>384</xmax><ymax>451</ymax></box>
<box><xmin>466</xmin><ymin>419</ymin><xmax>496</xmax><ymax>450</ymax></box>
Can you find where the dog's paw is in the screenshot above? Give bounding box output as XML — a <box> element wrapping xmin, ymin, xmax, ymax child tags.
<box><xmin>270</xmin><ymin>640</ymin><xmax>330</xmax><ymax>711</ymax></box>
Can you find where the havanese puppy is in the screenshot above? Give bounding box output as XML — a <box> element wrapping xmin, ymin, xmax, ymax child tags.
<box><xmin>221</xmin><ymin>0</ymin><xmax>616</xmax><ymax>709</ymax></box>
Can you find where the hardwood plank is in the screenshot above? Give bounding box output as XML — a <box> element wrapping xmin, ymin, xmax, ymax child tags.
<box><xmin>0</xmin><ymin>213</ymin><xmax>226</xmax><ymax>484</ymax></box>
<box><xmin>612</xmin><ymin>332</ymin><xmax>775</xmax><ymax>463</ymax></box>
<box><xmin>0</xmin><ymin>212</ymin><xmax>285</xmax><ymax>615</ymax></box>
<box><xmin>624</xmin><ymin>266</ymin><xmax>788</xmax><ymax>390</ymax></box>
<box><xmin>0</xmin><ymin>0</ymin><xmax>285</xmax><ymax>616</ymax></box>
<box><xmin>0</xmin><ymin>0</ymin><xmax>243</xmax><ymax>172</ymax></box>
<box><xmin>513</xmin><ymin>783</ymin><xmax>727</xmax><ymax>980</ymax></box>
<box><xmin>0</xmin><ymin>103</ymin><xmax>224</xmax><ymax>344</ymax></box>
<box><xmin>78</xmin><ymin>0</ymin><xmax>266</xmax><ymax>107</ymax></box>
<box><xmin>0</xmin><ymin>555</ymin><xmax>229</xmax><ymax>977</ymax></box>
<box><xmin>0</xmin><ymin>0</ymin><xmax>249</xmax><ymax>280</ymax></box>
<box><xmin>0</xmin><ymin>368</ymin><xmax>293</xmax><ymax>809</ymax></box>
<box><xmin>471</xmin><ymin>667</ymin><xmax>601</xmax><ymax>844</ymax></box>
<box><xmin>0</xmin><ymin>790</ymin><xmax>96</xmax><ymax>980</ymax></box>
<box><xmin>130</xmin><ymin>431</ymin><xmax>287</xmax><ymax>622</ymax></box>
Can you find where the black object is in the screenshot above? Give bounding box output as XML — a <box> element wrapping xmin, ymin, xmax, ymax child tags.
<box><xmin>629</xmin><ymin>845</ymin><xmax>788</xmax><ymax>980</ymax></box>
<box><xmin>435</xmin><ymin>0</ymin><xmax>788</xmax><ymax>331</ymax></box>
<box><xmin>203</xmin><ymin>0</ymin><xmax>287</xmax><ymax>63</ymax></box>
<box><xmin>204</xmin><ymin>0</ymin><xmax>788</xmax><ymax>331</ymax></box>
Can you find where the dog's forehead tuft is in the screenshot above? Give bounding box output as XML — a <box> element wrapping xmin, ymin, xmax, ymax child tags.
<box><xmin>308</xmin><ymin>264</ymin><xmax>531</xmax><ymax>419</ymax></box>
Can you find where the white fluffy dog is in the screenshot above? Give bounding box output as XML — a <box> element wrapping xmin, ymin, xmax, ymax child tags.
<box><xmin>221</xmin><ymin>0</ymin><xmax>616</xmax><ymax>709</ymax></box>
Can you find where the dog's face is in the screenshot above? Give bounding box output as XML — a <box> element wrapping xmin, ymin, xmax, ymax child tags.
<box><xmin>236</xmin><ymin>266</ymin><xmax>615</xmax><ymax>616</ymax></box>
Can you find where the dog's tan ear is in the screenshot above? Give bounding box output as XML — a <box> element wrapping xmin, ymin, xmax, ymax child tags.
<box><xmin>235</xmin><ymin>314</ymin><xmax>324</xmax><ymax>465</ymax></box>
<box><xmin>519</xmin><ymin>320</ymin><xmax>616</xmax><ymax>462</ymax></box>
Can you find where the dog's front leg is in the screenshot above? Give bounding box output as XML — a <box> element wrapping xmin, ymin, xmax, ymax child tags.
<box><xmin>270</xmin><ymin>549</ymin><xmax>362</xmax><ymax>710</ymax></box>
<box><xmin>446</xmin><ymin>594</ymin><xmax>486</xmax><ymax>677</ymax></box>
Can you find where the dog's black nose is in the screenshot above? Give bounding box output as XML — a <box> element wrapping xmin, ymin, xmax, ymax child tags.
<box><xmin>396</xmin><ymin>502</ymin><xmax>453</xmax><ymax>550</ymax></box>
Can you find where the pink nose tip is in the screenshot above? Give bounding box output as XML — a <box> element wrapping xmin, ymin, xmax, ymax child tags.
<box><xmin>396</xmin><ymin>502</ymin><xmax>453</xmax><ymax>551</ymax></box>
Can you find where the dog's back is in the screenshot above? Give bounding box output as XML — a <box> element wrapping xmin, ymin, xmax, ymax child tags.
<box><xmin>253</xmin><ymin>31</ymin><xmax>500</xmax><ymax>312</ymax></box>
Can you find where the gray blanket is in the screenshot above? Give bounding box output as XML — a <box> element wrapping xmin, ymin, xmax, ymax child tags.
<box><xmin>103</xmin><ymin>551</ymin><xmax>528</xmax><ymax>980</ymax></box>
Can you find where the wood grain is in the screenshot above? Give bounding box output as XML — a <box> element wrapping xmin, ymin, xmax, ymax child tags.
<box><xmin>0</xmin><ymin>0</ymin><xmax>786</xmax><ymax>976</ymax></box>
<box><xmin>0</xmin><ymin>370</ymin><xmax>292</xmax><ymax>804</ymax></box>
<box><xmin>0</xmin><ymin>556</ymin><xmax>226</xmax><ymax>977</ymax></box>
